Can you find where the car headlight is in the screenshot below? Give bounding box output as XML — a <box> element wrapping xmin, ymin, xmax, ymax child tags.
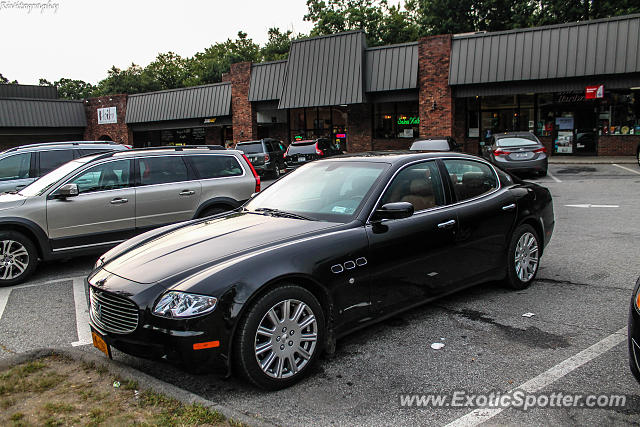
<box><xmin>94</xmin><ymin>257</ymin><xmax>105</xmax><ymax>269</ymax></box>
<box><xmin>153</xmin><ymin>291</ymin><xmax>217</xmax><ymax>318</ymax></box>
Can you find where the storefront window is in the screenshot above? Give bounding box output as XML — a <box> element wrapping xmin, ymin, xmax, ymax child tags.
<box><xmin>537</xmin><ymin>94</ymin><xmax>554</xmax><ymax>137</ymax></box>
<box><xmin>373</xmin><ymin>102</ymin><xmax>419</xmax><ymax>139</ymax></box>
<box><xmin>600</xmin><ymin>91</ymin><xmax>640</xmax><ymax>135</ymax></box>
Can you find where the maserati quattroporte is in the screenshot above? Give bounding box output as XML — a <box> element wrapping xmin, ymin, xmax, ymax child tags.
<box><xmin>88</xmin><ymin>152</ymin><xmax>554</xmax><ymax>389</ymax></box>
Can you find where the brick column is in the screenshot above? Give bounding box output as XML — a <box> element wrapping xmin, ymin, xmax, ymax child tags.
<box><xmin>418</xmin><ymin>35</ymin><xmax>454</xmax><ymax>138</ymax></box>
<box><xmin>83</xmin><ymin>94</ymin><xmax>132</xmax><ymax>145</ymax></box>
<box><xmin>347</xmin><ymin>104</ymin><xmax>373</xmax><ymax>152</ymax></box>
<box><xmin>230</xmin><ymin>62</ymin><xmax>257</xmax><ymax>142</ymax></box>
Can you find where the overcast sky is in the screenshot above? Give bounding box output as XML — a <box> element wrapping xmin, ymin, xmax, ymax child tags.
<box><xmin>0</xmin><ymin>0</ymin><xmax>314</xmax><ymax>85</ymax></box>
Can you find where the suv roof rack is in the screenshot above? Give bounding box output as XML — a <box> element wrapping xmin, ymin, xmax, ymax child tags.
<box><xmin>5</xmin><ymin>141</ymin><xmax>119</xmax><ymax>153</ymax></box>
<box><xmin>89</xmin><ymin>145</ymin><xmax>227</xmax><ymax>162</ymax></box>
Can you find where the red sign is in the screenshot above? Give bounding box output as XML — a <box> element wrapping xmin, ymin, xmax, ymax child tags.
<box><xmin>585</xmin><ymin>85</ymin><xmax>604</xmax><ymax>99</ymax></box>
<box><xmin>336</xmin><ymin>133</ymin><xmax>346</xmax><ymax>138</ymax></box>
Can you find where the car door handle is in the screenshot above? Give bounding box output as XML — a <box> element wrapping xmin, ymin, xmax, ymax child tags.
<box><xmin>179</xmin><ymin>190</ymin><xmax>195</xmax><ymax>196</ymax></box>
<box><xmin>110</xmin><ymin>198</ymin><xmax>128</xmax><ymax>205</ymax></box>
<box><xmin>437</xmin><ymin>219</ymin><xmax>456</xmax><ymax>229</ymax></box>
<box><xmin>502</xmin><ymin>203</ymin><xmax>516</xmax><ymax>211</ymax></box>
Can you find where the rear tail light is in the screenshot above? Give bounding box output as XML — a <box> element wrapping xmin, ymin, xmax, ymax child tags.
<box><xmin>493</xmin><ymin>149</ymin><xmax>510</xmax><ymax>156</ymax></box>
<box><xmin>241</xmin><ymin>154</ymin><xmax>261</xmax><ymax>193</ymax></box>
<box><xmin>315</xmin><ymin>143</ymin><xmax>324</xmax><ymax>156</ymax></box>
<box><xmin>264</xmin><ymin>154</ymin><xmax>270</xmax><ymax>162</ymax></box>
<box><xmin>124</xmin><ymin>145</ymin><xmax>132</xmax><ymax>149</ymax></box>
<box><xmin>534</xmin><ymin>147</ymin><xmax>548</xmax><ymax>153</ymax></box>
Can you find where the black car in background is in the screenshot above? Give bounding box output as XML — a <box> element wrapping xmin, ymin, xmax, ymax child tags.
<box><xmin>482</xmin><ymin>132</ymin><xmax>549</xmax><ymax>176</ymax></box>
<box><xmin>284</xmin><ymin>138</ymin><xmax>341</xmax><ymax>170</ymax></box>
<box><xmin>629</xmin><ymin>276</ymin><xmax>640</xmax><ymax>383</ymax></box>
<box><xmin>236</xmin><ymin>138</ymin><xmax>286</xmax><ymax>178</ymax></box>
<box><xmin>88</xmin><ymin>152</ymin><xmax>554</xmax><ymax>390</ymax></box>
<box><xmin>410</xmin><ymin>136</ymin><xmax>462</xmax><ymax>152</ymax></box>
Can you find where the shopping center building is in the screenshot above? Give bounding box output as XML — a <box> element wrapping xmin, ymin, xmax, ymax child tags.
<box><xmin>1</xmin><ymin>13</ymin><xmax>639</xmax><ymax>156</ymax></box>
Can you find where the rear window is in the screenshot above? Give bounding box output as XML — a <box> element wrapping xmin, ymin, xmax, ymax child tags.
<box><xmin>78</xmin><ymin>148</ymin><xmax>112</xmax><ymax>157</ymax></box>
<box><xmin>40</xmin><ymin>149</ymin><xmax>74</xmax><ymax>175</ymax></box>
<box><xmin>189</xmin><ymin>155</ymin><xmax>244</xmax><ymax>179</ymax></box>
<box><xmin>496</xmin><ymin>137</ymin><xmax>539</xmax><ymax>147</ymax></box>
<box><xmin>410</xmin><ymin>140</ymin><xmax>449</xmax><ymax>151</ymax></box>
<box><xmin>288</xmin><ymin>142</ymin><xmax>317</xmax><ymax>155</ymax></box>
<box><xmin>236</xmin><ymin>142</ymin><xmax>264</xmax><ymax>154</ymax></box>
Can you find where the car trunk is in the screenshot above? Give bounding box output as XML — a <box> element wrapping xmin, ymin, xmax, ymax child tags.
<box><xmin>500</xmin><ymin>145</ymin><xmax>544</xmax><ymax>161</ymax></box>
<box><xmin>286</xmin><ymin>142</ymin><xmax>319</xmax><ymax>165</ymax></box>
<box><xmin>237</xmin><ymin>142</ymin><xmax>266</xmax><ymax>165</ymax></box>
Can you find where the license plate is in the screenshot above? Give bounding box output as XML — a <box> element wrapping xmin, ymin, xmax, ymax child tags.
<box><xmin>514</xmin><ymin>152</ymin><xmax>531</xmax><ymax>159</ymax></box>
<box><xmin>92</xmin><ymin>331</ymin><xmax>112</xmax><ymax>358</ymax></box>
<box><xmin>298</xmin><ymin>156</ymin><xmax>306</xmax><ymax>162</ymax></box>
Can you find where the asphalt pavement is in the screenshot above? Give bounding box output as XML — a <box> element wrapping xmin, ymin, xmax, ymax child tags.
<box><xmin>1</xmin><ymin>168</ymin><xmax>639</xmax><ymax>426</ymax></box>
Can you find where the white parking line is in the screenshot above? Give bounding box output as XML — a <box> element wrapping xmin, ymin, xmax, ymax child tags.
<box><xmin>445</xmin><ymin>327</ymin><xmax>627</xmax><ymax>427</ymax></box>
<box><xmin>612</xmin><ymin>163</ymin><xmax>640</xmax><ymax>175</ymax></box>
<box><xmin>71</xmin><ymin>277</ymin><xmax>92</xmax><ymax>347</ymax></box>
<box><xmin>0</xmin><ymin>287</ymin><xmax>11</xmax><ymax>321</ymax></box>
<box><xmin>546</xmin><ymin>170</ymin><xmax>562</xmax><ymax>183</ymax></box>
<box><xmin>565</xmin><ymin>204</ymin><xmax>619</xmax><ymax>208</ymax></box>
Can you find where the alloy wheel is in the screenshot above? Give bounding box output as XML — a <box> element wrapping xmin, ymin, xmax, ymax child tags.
<box><xmin>254</xmin><ymin>299</ymin><xmax>318</xmax><ymax>379</ymax></box>
<box><xmin>514</xmin><ymin>232</ymin><xmax>539</xmax><ymax>282</ymax></box>
<box><xmin>0</xmin><ymin>240</ymin><xmax>29</xmax><ymax>280</ymax></box>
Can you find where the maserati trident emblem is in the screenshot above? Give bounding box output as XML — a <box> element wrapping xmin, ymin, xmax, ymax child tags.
<box><xmin>94</xmin><ymin>278</ymin><xmax>107</xmax><ymax>287</ymax></box>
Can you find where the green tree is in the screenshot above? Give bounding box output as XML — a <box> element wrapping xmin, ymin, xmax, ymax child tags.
<box><xmin>94</xmin><ymin>64</ymin><xmax>152</xmax><ymax>96</ymax></box>
<box><xmin>261</xmin><ymin>28</ymin><xmax>294</xmax><ymax>61</ymax></box>
<box><xmin>39</xmin><ymin>77</ymin><xmax>95</xmax><ymax>99</ymax></box>
<box><xmin>0</xmin><ymin>73</ymin><xmax>18</xmax><ymax>84</ymax></box>
<box><xmin>143</xmin><ymin>52</ymin><xmax>189</xmax><ymax>91</ymax></box>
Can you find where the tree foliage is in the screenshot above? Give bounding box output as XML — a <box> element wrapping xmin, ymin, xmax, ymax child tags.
<box><xmin>0</xmin><ymin>73</ymin><xmax>18</xmax><ymax>84</ymax></box>
<box><xmin>26</xmin><ymin>0</ymin><xmax>640</xmax><ymax>97</ymax></box>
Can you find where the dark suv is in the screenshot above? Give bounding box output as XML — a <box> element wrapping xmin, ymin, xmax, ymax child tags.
<box><xmin>0</xmin><ymin>141</ymin><xmax>129</xmax><ymax>194</ymax></box>
<box><xmin>284</xmin><ymin>138</ymin><xmax>340</xmax><ymax>171</ymax></box>
<box><xmin>236</xmin><ymin>139</ymin><xmax>286</xmax><ymax>179</ymax></box>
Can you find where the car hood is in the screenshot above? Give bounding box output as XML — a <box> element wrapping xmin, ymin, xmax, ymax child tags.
<box><xmin>0</xmin><ymin>193</ymin><xmax>26</xmax><ymax>211</ymax></box>
<box><xmin>102</xmin><ymin>211</ymin><xmax>341</xmax><ymax>285</ymax></box>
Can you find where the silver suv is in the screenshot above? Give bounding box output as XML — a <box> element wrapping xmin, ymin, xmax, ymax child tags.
<box><xmin>0</xmin><ymin>146</ymin><xmax>259</xmax><ymax>285</ymax></box>
<box><xmin>0</xmin><ymin>141</ymin><xmax>129</xmax><ymax>194</ymax></box>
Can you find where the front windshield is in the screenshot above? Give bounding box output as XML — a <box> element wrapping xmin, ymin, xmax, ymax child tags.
<box><xmin>246</xmin><ymin>160</ymin><xmax>389</xmax><ymax>222</ymax></box>
<box><xmin>496</xmin><ymin>137</ymin><xmax>539</xmax><ymax>147</ymax></box>
<box><xmin>19</xmin><ymin>156</ymin><xmax>98</xmax><ymax>197</ymax></box>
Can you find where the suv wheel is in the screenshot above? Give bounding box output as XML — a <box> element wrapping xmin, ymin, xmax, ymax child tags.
<box><xmin>0</xmin><ymin>231</ymin><xmax>38</xmax><ymax>286</ymax></box>
<box><xmin>199</xmin><ymin>206</ymin><xmax>229</xmax><ymax>218</ymax></box>
<box><xmin>234</xmin><ymin>285</ymin><xmax>325</xmax><ymax>390</ymax></box>
<box><xmin>273</xmin><ymin>166</ymin><xmax>281</xmax><ymax>179</ymax></box>
<box><xmin>504</xmin><ymin>224</ymin><xmax>540</xmax><ymax>290</ymax></box>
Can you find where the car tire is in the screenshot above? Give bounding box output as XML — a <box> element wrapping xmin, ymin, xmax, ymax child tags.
<box><xmin>198</xmin><ymin>206</ymin><xmax>229</xmax><ymax>218</ymax></box>
<box><xmin>272</xmin><ymin>166</ymin><xmax>281</xmax><ymax>179</ymax></box>
<box><xmin>0</xmin><ymin>231</ymin><xmax>38</xmax><ymax>287</ymax></box>
<box><xmin>504</xmin><ymin>224</ymin><xmax>540</xmax><ymax>290</ymax></box>
<box><xmin>234</xmin><ymin>284</ymin><xmax>325</xmax><ymax>390</ymax></box>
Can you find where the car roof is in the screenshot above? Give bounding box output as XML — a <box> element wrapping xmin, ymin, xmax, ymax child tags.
<box><xmin>494</xmin><ymin>132</ymin><xmax>537</xmax><ymax>139</ymax></box>
<box><xmin>320</xmin><ymin>150</ymin><xmax>479</xmax><ymax>165</ymax></box>
<box><xmin>414</xmin><ymin>136</ymin><xmax>449</xmax><ymax>141</ymax></box>
<box><xmin>2</xmin><ymin>141</ymin><xmax>122</xmax><ymax>154</ymax></box>
<box><xmin>90</xmin><ymin>145</ymin><xmax>232</xmax><ymax>161</ymax></box>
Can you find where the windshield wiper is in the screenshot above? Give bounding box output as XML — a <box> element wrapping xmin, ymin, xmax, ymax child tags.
<box><xmin>253</xmin><ymin>207</ymin><xmax>314</xmax><ymax>221</ymax></box>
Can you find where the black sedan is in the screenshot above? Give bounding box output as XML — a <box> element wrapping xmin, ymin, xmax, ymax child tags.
<box><xmin>629</xmin><ymin>276</ymin><xmax>640</xmax><ymax>383</ymax></box>
<box><xmin>87</xmin><ymin>152</ymin><xmax>554</xmax><ymax>390</ymax></box>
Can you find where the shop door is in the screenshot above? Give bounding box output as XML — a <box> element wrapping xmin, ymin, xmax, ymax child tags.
<box><xmin>573</xmin><ymin>107</ymin><xmax>598</xmax><ymax>155</ymax></box>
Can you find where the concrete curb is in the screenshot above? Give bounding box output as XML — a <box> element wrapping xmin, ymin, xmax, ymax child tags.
<box><xmin>0</xmin><ymin>348</ymin><xmax>275</xmax><ymax>427</ymax></box>
<box><xmin>549</xmin><ymin>157</ymin><xmax>637</xmax><ymax>165</ymax></box>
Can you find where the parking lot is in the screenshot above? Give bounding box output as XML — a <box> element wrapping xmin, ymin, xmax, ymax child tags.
<box><xmin>1</xmin><ymin>164</ymin><xmax>639</xmax><ymax>425</ymax></box>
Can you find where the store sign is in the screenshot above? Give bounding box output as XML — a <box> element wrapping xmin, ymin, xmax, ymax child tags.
<box><xmin>336</xmin><ymin>133</ymin><xmax>346</xmax><ymax>138</ymax></box>
<box><xmin>397</xmin><ymin>116</ymin><xmax>420</xmax><ymax>125</ymax></box>
<box><xmin>97</xmin><ymin>107</ymin><xmax>117</xmax><ymax>124</ymax></box>
<box><xmin>585</xmin><ymin>85</ymin><xmax>604</xmax><ymax>99</ymax></box>
<box><xmin>203</xmin><ymin>118</ymin><xmax>217</xmax><ymax>124</ymax></box>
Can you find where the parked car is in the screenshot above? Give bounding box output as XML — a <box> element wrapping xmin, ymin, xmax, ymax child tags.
<box><xmin>481</xmin><ymin>132</ymin><xmax>548</xmax><ymax>176</ymax></box>
<box><xmin>0</xmin><ymin>141</ymin><xmax>129</xmax><ymax>194</ymax></box>
<box><xmin>284</xmin><ymin>138</ymin><xmax>341</xmax><ymax>171</ymax></box>
<box><xmin>87</xmin><ymin>151</ymin><xmax>554</xmax><ymax>390</ymax></box>
<box><xmin>629</xmin><ymin>276</ymin><xmax>640</xmax><ymax>383</ymax></box>
<box><xmin>410</xmin><ymin>136</ymin><xmax>461</xmax><ymax>152</ymax></box>
<box><xmin>236</xmin><ymin>139</ymin><xmax>286</xmax><ymax>178</ymax></box>
<box><xmin>0</xmin><ymin>146</ymin><xmax>259</xmax><ymax>286</ymax></box>
<box><xmin>636</xmin><ymin>141</ymin><xmax>639</xmax><ymax>167</ymax></box>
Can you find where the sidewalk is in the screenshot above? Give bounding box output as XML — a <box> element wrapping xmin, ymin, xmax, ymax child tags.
<box><xmin>549</xmin><ymin>156</ymin><xmax>637</xmax><ymax>164</ymax></box>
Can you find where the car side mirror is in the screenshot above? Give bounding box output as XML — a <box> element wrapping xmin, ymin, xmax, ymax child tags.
<box><xmin>54</xmin><ymin>183</ymin><xmax>79</xmax><ymax>199</ymax></box>
<box><xmin>372</xmin><ymin>202</ymin><xmax>414</xmax><ymax>221</ymax></box>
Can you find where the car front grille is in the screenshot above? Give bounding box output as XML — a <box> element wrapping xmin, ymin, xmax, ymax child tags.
<box><xmin>90</xmin><ymin>287</ymin><xmax>139</xmax><ymax>334</ymax></box>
